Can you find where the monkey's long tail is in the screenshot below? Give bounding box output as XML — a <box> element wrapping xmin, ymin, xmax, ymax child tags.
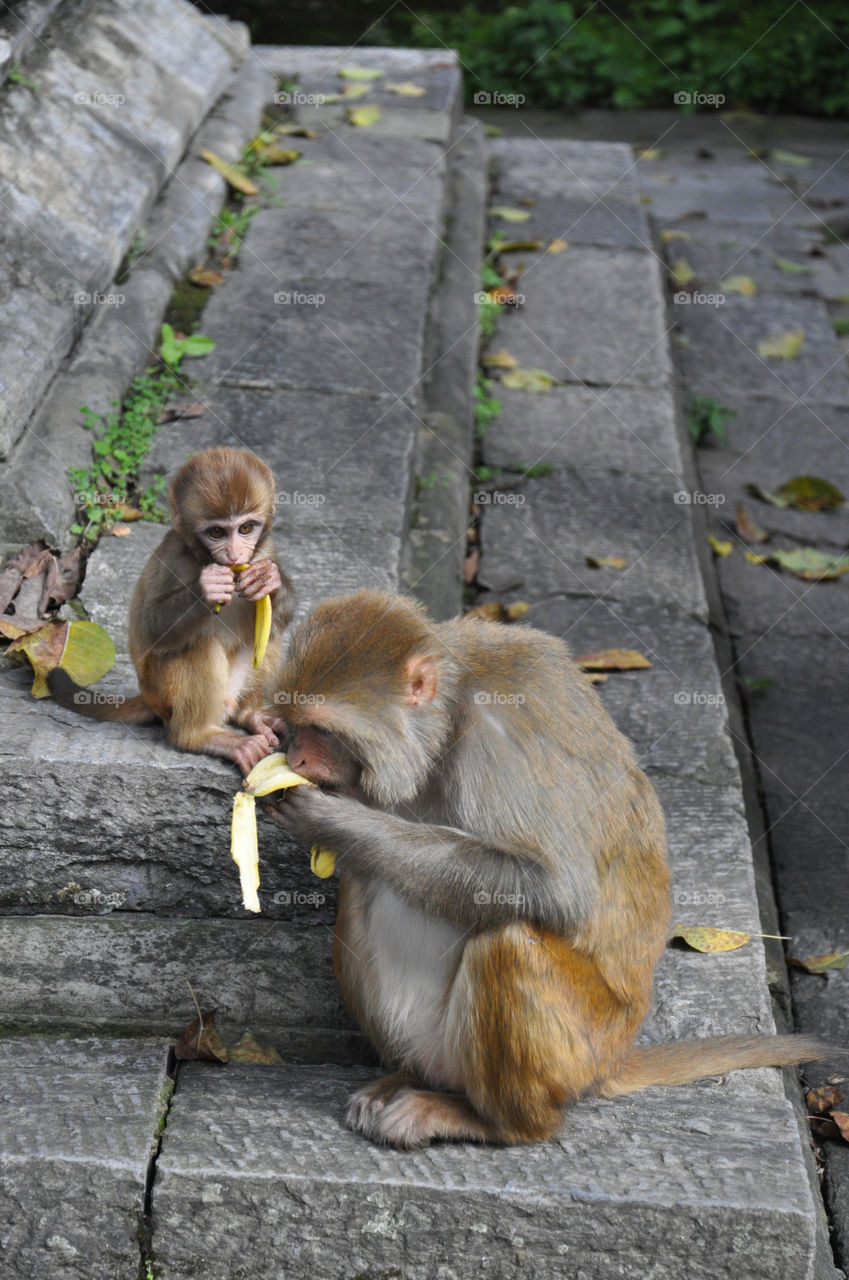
<box><xmin>47</xmin><ymin>669</ymin><xmax>158</xmax><ymax>725</ymax></box>
<box><xmin>597</xmin><ymin>1033</ymin><xmax>840</xmax><ymax>1098</ymax></box>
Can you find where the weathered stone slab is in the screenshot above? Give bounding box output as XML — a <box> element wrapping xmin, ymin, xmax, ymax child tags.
<box><xmin>0</xmin><ymin>0</ymin><xmax>247</xmax><ymax>458</ymax></box>
<box><xmin>151</xmin><ymin>1061</ymin><xmax>817</xmax><ymax>1280</ymax></box>
<box><xmin>478</xmin><ymin>468</ymin><xmax>708</xmax><ymax>619</ymax></box>
<box><xmin>0</xmin><ymin>1035</ymin><xmax>171</xmax><ymax>1280</ymax></box>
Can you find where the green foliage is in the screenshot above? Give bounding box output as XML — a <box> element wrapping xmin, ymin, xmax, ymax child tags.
<box><xmin>68</xmin><ymin>368</ymin><xmax>182</xmax><ymax>543</ymax></box>
<box><xmin>831</xmin><ymin>315</ymin><xmax>849</xmax><ymax>336</ymax></box>
<box><xmin>474</xmin><ymin>373</ymin><xmax>502</xmax><ymax>437</ymax></box>
<box><xmin>7</xmin><ymin>63</ymin><xmax>39</xmax><ymax>91</ymax></box>
<box><xmin>209</xmin><ymin>204</ymin><xmax>259</xmax><ymax>258</ymax></box>
<box><xmin>158</xmin><ymin>323</ymin><xmax>215</xmax><ymax>370</ymax></box>
<box><xmin>686</xmin><ymin>395</ymin><xmax>735</xmax><ymax>447</ymax></box>
<box><xmin>376</xmin><ymin>0</ymin><xmax>849</xmax><ymax>116</ymax></box>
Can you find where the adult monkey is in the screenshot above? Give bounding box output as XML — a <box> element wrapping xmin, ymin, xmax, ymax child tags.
<box><xmin>50</xmin><ymin>447</ymin><xmax>294</xmax><ymax>774</ymax></box>
<box><xmin>267</xmin><ymin>589</ymin><xmax>834</xmax><ymax>1149</ymax></box>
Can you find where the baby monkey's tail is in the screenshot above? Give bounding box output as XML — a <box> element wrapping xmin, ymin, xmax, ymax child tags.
<box><xmin>47</xmin><ymin>669</ymin><xmax>157</xmax><ymax>725</ymax></box>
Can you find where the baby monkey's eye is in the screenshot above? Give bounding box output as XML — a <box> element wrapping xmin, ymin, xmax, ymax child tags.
<box><xmin>206</xmin><ymin>526</ymin><xmax>225</xmax><ymax>540</ymax></box>
<box><xmin>239</xmin><ymin>521</ymin><xmax>258</xmax><ymax>536</ymax></box>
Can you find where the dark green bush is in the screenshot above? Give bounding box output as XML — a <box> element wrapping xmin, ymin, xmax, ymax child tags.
<box><xmin>374</xmin><ymin>0</ymin><xmax>849</xmax><ymax>116</ymax></box>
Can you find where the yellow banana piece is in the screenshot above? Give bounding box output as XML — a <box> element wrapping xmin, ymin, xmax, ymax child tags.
<box><xmin>310</xmin><ymin>846</ymin><xmax>336</xmax><ymax>878</ymax></box>
<box><xmin>213</xmin><ymin>564</ymin><xmax>271</xmax><ymax>667</ymax></box>
<box><xmin>230</xmin><ymin>755</ymin><xmax>335</xmax><ymax>911</ymax></box>
<box><xmin>231</xmin><ymin>792</ymin><xmax>260</xmax><ymax>913</ymax></box>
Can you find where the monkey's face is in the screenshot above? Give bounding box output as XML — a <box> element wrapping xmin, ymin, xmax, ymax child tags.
<box><xmin>196</xmin><ymin>513</ymin><xmax>266</xmax><ymax>566</ymax></box>
<box><xmin>285</xmin><ymin>725</ymin><xmax>361</xmax><ymax>793</ymax></box>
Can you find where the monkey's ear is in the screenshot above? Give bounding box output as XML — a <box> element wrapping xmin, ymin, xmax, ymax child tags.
<box><xmin>403</xmin><ymin>655</ymin><xmax>439</xmax><ymax>707</ymax></box>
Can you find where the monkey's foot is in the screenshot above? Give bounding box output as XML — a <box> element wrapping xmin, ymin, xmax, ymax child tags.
<box><xmin>346</xmin><ymin>1073</ymin><xmax>494</xmax><ymax>1149</ymax></box>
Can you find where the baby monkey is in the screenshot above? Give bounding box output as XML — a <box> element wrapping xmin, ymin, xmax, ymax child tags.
<box><xmin>50</xmin><ymin>446</ymin><xmax>294</xmax><ymax>774</ymax></box>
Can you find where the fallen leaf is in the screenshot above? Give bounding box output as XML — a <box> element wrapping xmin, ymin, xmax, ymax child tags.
<box><xmin>751</xmin><ymin>475</ymin><xmax>844</xmax><ymax>512</ymax></box>
<box><xmin>774</xmin><ymin>257</ymin><xmax>813</xmax><ymax>275</ymax></box>
<box><xmin>745</xmin><ymin>551</ymin><xmax>768</xmax><ymax>565</ymax></box>
<box><xmin>187</xmin><ymin>267</ymin><xmax>224</xmax><ymax>287</ymax></box>
<box><xmin>485</xmin><ymin>285</ymin><xmax>519</xmax><ymax>306</ymax></box>
<box><xmin>484</xmin><ymin>125</ymin><xmax>503</xmax><ymax>137</ymax></box>
<box><xmin>807</xmin><ymin>1085</ymin><xmax>844</xmax><ymax>1114</ymax></box>
<box><xmin>585</xmin><ymin>555</ymin><xmax>627</xmax><ymax>569</ymax></box>
<box><xmin>764</xmin><ymin>548</ymin><xmax>849</xmax><ymax>581</ymax></box>
<box><xmin>467</xmin><ymin>601</ymin><xmax>507</xmax><ymax>622</ymax></box>
<box><xmin>671</xmin><ymin>925</ymin><xmax>751</xmax><ymax>952</ymax></box>
<box><xmin>463</xmin><ymin>546</ymin><xmax>480</xmax><ymax>584</ymax></box>
<box><xmin>200</xmin><ymin>149</ymin><xmax>258</xmax><ymax>196</ymax></box>
<box><xmin>707</xmin><ymin>536</ymin><xmax>733</xmax><ymax>556</ymax></box>
<box><xmin>497</xmin><ymin>239</ymin><xmax>542</xmax><ymax>252</ymax></box>
<box><xmin>10</xmin><ymin>619</ymin><xmax>115</xmax><ymax>698</ymax></box>
<box><xmin>228</xmin><ymin>1032</ymin><xmax>283</xmax><ymax>1065</ymax></box>
<box><xmin>111</xmin><ymin>525</ymin><xmax>131</xmax><ymax>537</ymax></box>
<box><xmin>721</xmin><ymin>274</ymin><xmax>757</xmax><ymax>296</ymax></box>
<box><xmin>660</xmin><ymin>230</ymin><xmax>691</xmax><ymax>243</ymax></box>
<box><xmin>175</xmin><ymin>1009</ymin><xmax>229</xmax><ymax>1063</ymax></box>
<box><xmin>481</xmin><ymin>348</ymin><xmax>518</xmax><ymax>370</ymax></box>
<box><xmin>273</xmin><ymin>122</ymin><xmax>318</xmax><ymax>139</ymax></box>
<box><xmin>338</xmin><ymin>66</ymin><xmax>383</xmax><ymax>81</ymax></box>
<box><xmin>547</xmin><ymin>238</ymin><xmax>568</xmax><ymax>253</ymax></box>
<box><xmin>490</xmin><ymin>206</ymin><xmax>532</xmax><ymax>223</ymax></box>
<box><xmin>159</xmin><ymin>403</ymin><xmax>206</xmax><ymax>423</ymax></box>
<box><xmin>0</xmin><ymin>619</ymin><xmax>27</xmax><ymax>640</ymax></box>
<box><xmin>253</xmin><ymin>144</ymin><xmax>300</xmax><ymax>165</ymax></box>
<box><xmin>341</xmin><ymin>83</ymin><xmax>370</xmax><ymax>100</ymax></box>
<box><xmin>347</xmin><ymin>104</ymin><xmax>381</xmax><ymax>126</ymax></box>
<box><xmin>584</xmin><ymin>672</ymin><xmax>608</xmax><ymax>684</ymax></box>
<box><xmin>111</xmin><ymin>502</ymin><xmax>142</xmax><ymax>522</ymax></box>
<box><xmin>506</xmin><ymin>601</ymin><xmax>529</xmax><ymax>620</ymax></box>
<box><xmin>638</xmin><ymin>148</ymin><xmax>663</xmax><ymax>160</ymax></box>
<box><xmin>501</xmin><ymin>367</ymin><xmax>558</xmax><ymax>391</ymax></box>
<box><xmin>0</xmin><ymin>541</ymin><xmax>48</xmax><ymax>613</ymax></box>
<box><xmin>772</xmin><ymin>148</ymin><xmax>811</xmax><ymax>167</ymax></box>
<box><xmin>833</xmin><ymin>1113</ymin><xmax>849</xmax><ymax>1142</ymax></box>
<box><xmin>735</xmin><ymin>502</ymin><xmax>769</xmax><ymax>544</ymax></box>
<box><xmin>669</xmin><ymin>257</ymin><xmax>696</xmax><ymax>289</ymax></box>
<box><xmin>757</xmin><ymin>329</ymin><xmax>804</xmax><ymax>358</ymax></box>
<box><xmin>575</xmin><ymin>649</ymin><xmax>651</xmax><ymax>671</ymax></box>
<box><xmin>384</xmin><ymin>80</ymin><xmax>425</xmax><ymax>96</ymax></box>
<box><xmin>788</xmin><ymin>951</ymin><xmax>849</xmax><ymax>974</ymax></box>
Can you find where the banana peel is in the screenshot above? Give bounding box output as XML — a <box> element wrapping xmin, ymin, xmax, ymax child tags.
<box><xmin>229</xmin><ymin>752</ymin><xmax>336</xmax><ymax>911</ymax></box>
<box><xmin>214</xmin><ymin>563</ymin><xmax>272</xmax><ymax>668</ymax></box>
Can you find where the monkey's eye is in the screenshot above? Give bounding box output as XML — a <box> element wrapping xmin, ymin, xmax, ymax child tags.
<box><xmin>238</xmin><ymin>521</ymin><xmax>258</xmax><ymax>536</ymax></box>
<box><xmin>206</xmin><ymin>526</ymin><xmax>225</xmax><ymax>540</ymax></box>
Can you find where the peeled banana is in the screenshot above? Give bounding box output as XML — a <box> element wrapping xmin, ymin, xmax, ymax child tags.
<box><xmin>229</xmin><ymin>753</ymin><xmax>337</xmax><ymax>911</ymax></box>
<box><xmin>214</xmin><ymin>562</ymin><xmax>272</xmax><ymax>668</ymax></box>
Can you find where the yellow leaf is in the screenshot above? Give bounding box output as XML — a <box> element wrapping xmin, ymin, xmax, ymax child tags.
<box><xmin>253</xmin><ymin>144</ymin><xmax>300</xmax><ymax>165</ymax></box>
<box><xmin>745</xmin><ymin>551</ymin><xmax>768</xmax><ymax>564</ymax></box>
<box><xmin>757</xmin><ymin>329</ymin><xmax>804</xmax><ymax>359</ymax></box>
<box><xmin>585</xmin><ymin>555</ymin><xmax>627</xmax><ymax>570</ymax></box>
<box><xmin>707</xmin><ymin>536</ymin><xmax>733</xmax><ymax>557</ymax></box>
<box><xmin>501</xmin><ymin>367</ymin><xmax>558</xmax><ymax>391</ymax></box>
<box><xmin>341</xmin><ymin>83</ymin><xmax>369</xmax><ymax>100</ymax></box>
<box><xmin>788</xmin><ymin>951</ymin><xmax>849</xmax><ymax>975</ymax></box>
<box><xmin>490</xmin><ymin>206</ymin><xmax>532</xmax><ymax>223</ymax></box>
<box><xmin>575</xmin><ymin>648</ymin><xmax>651</xmax><ymax>671</ymax></box>
<box><xmin>505</xmin><ymin>601</ymin><xmax>530</xmax><ymax>620</ymax></box>
<box><xmin>481</xmin><ymin>348</ymin><xmax>518</xmax><ymax>370</ymax></box>
<box><xmin>347</xmin><ymin>104</ymin><xmax>381</xmax><ymax>127</ymax></box>
<box><xmin>671</xmin><ymin>925</ymin><xmax>751</xmax><ymax>952</ymax></box>
<box><xmin>199</xmin><ymin>149</ymin><xmax>258</xmax><ymax>196</ymax></box>
<box><xmin>660</xmin><ymin>229</ymin><xmax>691</xmax><ymax>243</ymax></box>
<box><xmin>547</xmin><ymin>238</ymin><xmax>568</xmax><ymax>254</ymax></box>
<box><xmin>669</xmin><ymin>257</ymin><xmax>695</xmax><ymax>288</ymax></box>
<box><xmin>721</xmin><ymin>274</ymin><xmax>757</xmax><ymax>296</ymax></box>
<box><xmin>385</xmin><ymin>80</ymin><xmax>426</xmax><ymax>96</ymax></box>
<box><xmin>638</xmin><ymin>148</ymin><xmax>663</xmax><ymax>160</ymax></box>
<box><xmin>338</xmin><ymin>67</ymin><xmax>382</xmax><ymax>81</ymax></box>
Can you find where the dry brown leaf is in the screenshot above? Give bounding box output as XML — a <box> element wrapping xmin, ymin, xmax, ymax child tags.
<box><xmin>735</xmin><ymin>502</ymin><xmax>769</xmax><ymax>544</ymax></box>
<box><xmin>575</xmin><ymin>648</ymin><xmax>651</xmax><ymax>671</ymax></box>
<box><xmin>175</xmin><ymin>1009</ymin><xmax>230</xmax><ymax>1063</ymax></box>
<box><xmin>188</xmin><ymin>266</ymin><xmax>224</xmax><ymax>287</ymax></box>
<box><xmin>111</xmin><ymin>525</ymin><xmax>131</xmax><ymax>537</ymax></box>
<box><xmin>585</xmin><ymin>555</ymin><xmax>627</xmax><ymax>570</ymax></box>
<box><xmin>671</xmin><ymin>925</ymin><xmax>751</xmax><ymax>952</ymax></box>
<box><xmin>788</xmin><ymin>951</ymin><xmax>849</xmax><ymax>974</ymax></box>
<box><xmin>481</xmin><ymin>349</ymin><xmax>518</xmax><ymax>370</ymax></box>
<box><xmin>228</xmin><ymin>1032</ymin><xmax>283</xmax><ymax>1065</ymax></box>
<box><xmin>200</xmin><ymin>149</ymin><xmax>258</xmax><ymax>196</ymax></box>
<box><xmin>832</xmin><ymin>1112</ymin><xmax>849</xmax><ymax>1142</ymax></box>
<box><xmin>807</xmin><ymin>1085</ymin><xmax>844</xmax><ymax>1115</ymax></box>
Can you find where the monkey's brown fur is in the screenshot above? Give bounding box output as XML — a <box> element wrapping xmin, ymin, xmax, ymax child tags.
<box><xmin>50</xmin><ymin>447</ymin><xmax>294</xmax><ymax>774</ymax></box>
<box><xmin>270</xmin><ymin>589</ymin><xmax>836</xmax><ymax>1149</ymax></box>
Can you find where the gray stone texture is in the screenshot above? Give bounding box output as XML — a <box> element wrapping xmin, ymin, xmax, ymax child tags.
<box><xmin>151</xmin><ymin>1063</ymin><xmax>818</xmax><ymax>1280</ymax></box>
<box><xmin>0</xmin><ymin>1036</ymin><xmax>171</xmax><ymax>1279</ymax></box>
<box><xmin>0</xmin><ymin>0</ymin><xmax>248</xmax><ymax>459</ymax></box>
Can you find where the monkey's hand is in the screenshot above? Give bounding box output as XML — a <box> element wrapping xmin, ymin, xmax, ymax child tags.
<box><xmin>200</xmin><ymin>563</ymin><xmax>235</xmax><ymax>607</ymax></box>
<box><xmin>236</xmin><ymin>559</ymin><xmax>282</xmax><ymax>603</ymax></box>
<box><xmin>263</xmin><ymin>784</ymin><xmax>357</xmax><ymax>852</ymax></box>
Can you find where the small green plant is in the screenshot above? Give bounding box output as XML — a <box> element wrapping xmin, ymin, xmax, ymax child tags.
<box><xmin>68</xmin><ymin>368</ymin><xmax>182</xmax><ymax>542</ymax></box>
<box><xmin>686</xmin><ymin>395</ymin><xmax>735</xmax><ymax>447</ymax></box>
<box><xmin>7</xmin><ymin>63</ymin><xmax>39</xmax><ymax>91</ymax></box>
<box><xmin>522</xmin><ymin>461</ymin><xmax>556</xmax><ymax>478</ymax></box>
<box><xmin>740</xmin><ymin>675</ymin><xmax>773</xmax><ymax>696</ymax></box>
<box><xmin>418</xmin><ymin>471</ymin><xmax>449</xmax><ymax>492</ymax></box>
<box><xmin>474</xmin><ymin>373</ymin><xmax>501</xmax><ymax>437</ymax></box>
<box><xmin>831</xmin><ymin>315</ymin><xmax>849</xmax><ymax>336</ymax></box>
<box><xmin>158</xmin><ymin>322</ymin><xmax>215</xmax><ymax>371</ymax></box>
<box><xmin>209</xmin><ymin>205</ymin><xmax>259</xmax><ymax>259</ymax></box>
